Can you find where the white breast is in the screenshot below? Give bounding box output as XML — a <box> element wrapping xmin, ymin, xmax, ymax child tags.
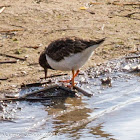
<box><xmin>46</xmin><ymin>46</ymin><xmax>98</xmax><ymax>71</ymax></box>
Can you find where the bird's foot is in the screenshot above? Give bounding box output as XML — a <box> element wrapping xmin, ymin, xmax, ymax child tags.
<box><xmin>66</xmin><ymin>82</ymin><xmax>78</xmax><ymax>89</ymax></box>
<box><xmin>59</xmin><ymin>79</ymin><xmax>71</xmax><ymax>83</ymax></box>
<box><xmin>66</xmin><ymin>84</ymin><xmax>73</xmax><ymax>88</ymax></box>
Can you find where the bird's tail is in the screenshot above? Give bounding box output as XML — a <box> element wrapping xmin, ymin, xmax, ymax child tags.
<box><xmin>94</xmin><ymin>37</ymin><xmax>106</xmax><ymax>45</ymax></box>
<box><xmin>88</xmin><ymin>37</ymin><xmax>105</xmax><ymax>48</ymax></box>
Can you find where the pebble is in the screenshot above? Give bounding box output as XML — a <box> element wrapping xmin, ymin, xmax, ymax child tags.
<box><xmin>11</xmin><ymin>85</ymin><xmax>17</xmax><ymax>88</ymax></box>
<box><xmin>21</xmin><ymin>71</ymin><xmax>27</xmax><ymax>75</ymax></box>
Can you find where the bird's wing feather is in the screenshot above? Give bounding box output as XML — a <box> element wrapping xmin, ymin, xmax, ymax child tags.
<box><xmin>46</xmin><ymin>38</ymin><xmax>88</xmax><ymax>62</ymax></box>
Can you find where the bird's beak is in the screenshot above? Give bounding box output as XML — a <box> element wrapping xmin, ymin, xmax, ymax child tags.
<box><xmin>44</xmin><ymin>68</ymin><xmax>47</xmax><ymax>79</ymax></box>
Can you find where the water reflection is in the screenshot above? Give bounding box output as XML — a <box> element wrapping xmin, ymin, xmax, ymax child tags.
<box><xmin>89</xmin><ymin>123</ymin><xmax>114</xmax><ymax>139</ymax></box>
<box><xmin>0</xmin><ymin>58</ymin><xmax>140</xmax><ymax>140</ymax></box>
<box><xmin>46</xmin><ymin>97</ymin><xmax>92</xmax><ymax>133</ymax></box>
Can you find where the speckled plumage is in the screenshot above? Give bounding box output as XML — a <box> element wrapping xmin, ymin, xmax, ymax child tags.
<box><xmin>39</xmin><ymin>37</ymin><xmax>105</xmax><ymax>79</ymax></box>
<box><xmin>45</xmin><ymin>37</ymin><xmax>105</xmax><ymax>62</ymax></box>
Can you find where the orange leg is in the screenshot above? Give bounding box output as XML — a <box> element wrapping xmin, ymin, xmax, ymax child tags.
<box><xmin>59</xmin><ymin>70</ymin><xmax>80</xmax><ymax>84</ymax></box>
<box><xmin>72</xmin><ymin>70</ymin><xmax>75</xmax><ymax>87</ymax></box>
<box><xmin>71</xmin><ymin>69</ymin><xmax>80</xmax><ymax>87</ymax></box>
<box><xmin>74</xmin><ymin>70</ymin><xmax>80</xmax><ymax>78</ymax></box>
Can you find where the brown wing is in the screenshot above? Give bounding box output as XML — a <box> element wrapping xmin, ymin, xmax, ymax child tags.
<box><xmin>45</xmin><ymin>37</ymin><xmax>88</xmax><ymax>62</ymax></box>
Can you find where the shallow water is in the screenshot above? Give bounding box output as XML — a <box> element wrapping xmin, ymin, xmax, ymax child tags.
<box><xmin>0</xmin><ymin>59</ymin><xmax>140</xmax><ymax>140</ymax></box>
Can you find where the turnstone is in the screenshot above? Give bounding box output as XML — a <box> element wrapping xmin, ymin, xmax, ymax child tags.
<box><xmin>39</xmin><ymin>37</ymin><xmax>105</xmax><ymax>87</ymax></box>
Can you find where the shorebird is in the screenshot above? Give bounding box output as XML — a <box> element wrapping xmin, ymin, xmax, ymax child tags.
<box><xmin>39</xmin><ymin>37</ymin><xmax>105</xmax><ymax>87</ymax></box>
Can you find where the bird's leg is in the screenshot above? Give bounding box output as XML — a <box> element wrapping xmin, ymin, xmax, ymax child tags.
<box><xmin>72</xmin><ymin>69</ymin><xmax>75</xmax><ymax>87</ymax></box>
<box><xmin>71</xmin><ymin>69</ymin><xmax>80</xmax><ymax>87</ymax></box>
<box><xmin>60</xmin><ymin>70</ymin><xmax>80</xmax><ymax>88</ymax></box>
<box><xmin>59</xmin><ymin>70</ymin><xmax>80</xmax><ymax>83</ymax></box>
<box><xmin>74</xmin><ymin>70</ymin><xmax>80</xmax><ymax>78</ymax></box>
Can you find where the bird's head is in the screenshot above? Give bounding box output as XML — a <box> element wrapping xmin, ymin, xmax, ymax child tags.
<box><xmin>39</xmin><ymin>51</ymin><xmax>50</xmax><ymax>79</ymax></box>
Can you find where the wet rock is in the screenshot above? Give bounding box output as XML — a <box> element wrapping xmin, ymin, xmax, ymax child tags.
<box><xmin>101</xmin><ymin>77</ymin><xmax>111</xmax><ymax>86</ymax></box>
<box><xmin>123</xmin><ymin>64</ymin><xmax>131</xmax><ymax>71</ymax></box>
<box><xmin>131</xmin><ymin>65</ymin><xmax>140</xmax><ymax>72</ymax></box>
<box><xmin>123</xmin><ymin>64</ymin><xmax>140</xmax><ymax>72</ymax></box>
